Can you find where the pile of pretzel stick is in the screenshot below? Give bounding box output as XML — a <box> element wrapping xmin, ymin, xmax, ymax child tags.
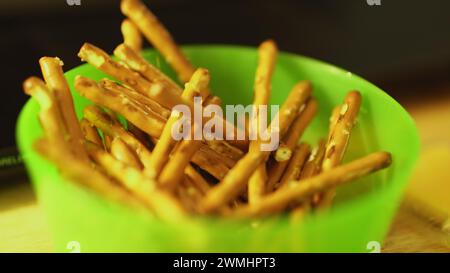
<box><xmin>22</xmin><ymin>0</ymin><xmax>392</xmax><ymax>223</ymax></box>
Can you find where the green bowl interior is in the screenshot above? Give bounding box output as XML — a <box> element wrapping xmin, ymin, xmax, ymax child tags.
<box><xmin>16</xmin><ymin>45</ymin><xmax>419</xmax><ymax>252</ymax></box>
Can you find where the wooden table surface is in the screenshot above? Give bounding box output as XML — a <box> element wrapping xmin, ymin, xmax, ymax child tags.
<box><xmin>1</xmin><ymin>92</ymin><xmax>449</xmax><ymax>253</ymax></box>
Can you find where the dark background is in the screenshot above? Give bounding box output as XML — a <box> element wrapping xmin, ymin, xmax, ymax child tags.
<box><xmin>1</xmin><ymin>0</ymin><xmax>449</xmax><ymax>149</ymax></box>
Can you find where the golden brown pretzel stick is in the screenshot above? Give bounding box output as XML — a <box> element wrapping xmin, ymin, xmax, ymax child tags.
<box><xmin>111</xmin><ymin>137</ymin><xmax>143</xmax><ymax>169</ymax></box>
<box><xmin>206</xmin><ymin>140</ymin><xmax>244</xmax><ymax>163</ymax></box>
<box><xmin>158</xmin><ymin>130</ymin><xmax>203</xmax><ymax>191</ymax></box>
<box><xmin>278</xmin><ymin>143</ymin><xmax>310</xmax><ymax>189</ymax></box>
<box><xmin>328</xmin><ymin>104</ymin><xmax>342</xmax><ymax>141</ymax></box>
<box><xmin>75</xmin><ymin>76</ymin><xmax>165</xmax><ymax>138</ymax></box>
<box><xmin>103</xmin><ymin>134</ymin><xmax>113</xmax><ymax>151</ymax></box>
<box><xmin>114</xmin><ymin>43</ymin><xmax>182</xmax><ymax>95</ymax></box>
<box><xmin>320</xmin><ymin>91</ymin><xmax>362</xmax><ymax>207</ymax></box>
<box><xmin>200</xmin><ymin>152</ymin><xmax>268</xmax><ymax>213</ymax></box>
<box><xmin>86</xmin><ymin>142</ymin><xmax>187</xmax><ymax>222</ymax></box>
<box><xmin>23</xmin><ymin>77</ymin><xmax>68</xmax><ymax>149</ymax></box>
<box><xmin>184</xmin><ymin>165</ymin><xmax>211</xmax><ymax>195</ymax></box>
<box><xmin>300</xmin><ymin>138</ymin><xmax>326</xmax><ymax>180</ymax></box>
<box><xmin>127</xmin><ymin>122</ymin><xmax>150</xmax><ymax>148</ymax></box>
<box><xmin>191</xmin><ymin>146</ymin><xmax>230</xmax><ymax>179</ymax></box>
<box><xmin>232</xmin><ymin>151</ymin><xmax>392</xmax><ymax>218</ymax></box>
<box><xmin>248</xmin><ymin>40</ymin><xmax>277</xmax><ymax>205</ymax></box>
<box><xmin>267</xmin><ymin>98</ymin><xmax>317</xmax><ymax>191</ymax></box>
<box><xmin>290</xmin><ymin>138</ymin><xmax>326</xmax><ymax>217</ymax></box>
<box><xmin>100</xmin><ymin>78</ymin><xmax>170</xmax><ymax>119</ymax></box>
<box><xmin>252</xmin><ymin>39</ymin><xmax>277</xmax><ymax>107</ymax></box>
<box><xmin>121</xmin><ymin>19</ymin><xmax>143</xmax><ymax>52</ymax></box>
<box><xmin>147</xmin><ymin>68</ymin><xmax>210</xmax><ymax>179</ymax></box>
<box><xmin>34</xmin><ymin>138</ymin><xmax>142</xmax><ymax>210</ymax></box>
<box><xmin>83</xmin><ymin>105</ymin><xmax>153</xmax><ymax>168</ymax></box>
<box><xmin>248</xmin><ymin>163</ymin><xmax>267</xmax><ymax>204</ymax></box>
<box><xmin>79</xmin><ymin>118</ymin><xmax>103</xmax><ymax>146</ymax></box>
<box><xmin>204</xmin><ymin>95</ymin><xmax>222</xmax><ymax>106</ymax></box>
<box><xmin>39</xmin><ymin>57</ymin><xmax>88</xmax><ymax>161</ymax></box>
<box><xmin>273</xmin><ymin>81</ymin><xmax>312</xmax><ymax>138</ymax></box>
<box><xmin>267</xmin><ymin>98</ymin><xmax>317</xmax><ymax>190</ymax></box>
<box><xmin>78</xmin><ymin>43</ymin><xmax>154</xmax><ymax>96</ymax></box>
<box><xmin>120</xmin><ymin>0</ymin><xmax>196</xmax><ymax>83</ymax></box>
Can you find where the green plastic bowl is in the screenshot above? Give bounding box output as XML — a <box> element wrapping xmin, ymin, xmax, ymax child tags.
<box><xmin>16</xmin><ymin>45</ymin><xmax>419</xmax><ymax>252</ymax></box>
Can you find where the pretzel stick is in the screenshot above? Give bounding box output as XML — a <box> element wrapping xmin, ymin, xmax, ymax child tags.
<box><xmin>328</xmin><ymin>104</ymin><xmax>342</xmax><ymax>141</ymax></box>
<box><xmin>267</xmin><ymin>98</ymin><xmax>317</xmax><ymax>190</ymax></box>
<box><xmin>120</xmin><ymin>0</ymin><xmax>195</xmax><ymax>83</ymax></box>
<box><xmin>320</xmin><ymin>91</ymin><xmax>362</xmax><ymax>207</ymax></box>
<box><xmin>158</xmin><ymin>126</ymin><xmax>203</xmax><ymax>191</ymax></box>
<box><xmin>248</xmin><ymin>40</ymin><xmax>277</xmax><ymax>205</ymax></box>
<box><xmin>299</xmin><ymin>139</ymin><xmax>326</xmax><ymax>180</ymax></box>
<box><xmin>184</xmin><ymin>165</ymin><xmax>211</xmax><ymax>195</ymax></box>
<box><xmin>80</xmin><ymin>118</ymin><xmax>103</xmax><ymax>146</ymax></box>
<box><xmin>232</xmin><ymin>151</ymin><xmax>392</xmax><ymax>218</ymax></box>
<box><xmin>200</xmin><ymin>152</ymin><xmax>267</xmax><ymax>213</ymax></box>
<box><xmin>86</xmin><ymin>143</ymin><xmax>187</xmax><ymax>222</ymax></box>
<box><xmin>290</xmin><ymin>138</ymin><xmax>326</xmax><ymax>218</ymax></box>
<box><xmin>278</xmin><ymin>143</ymin><xmax>310</xmax><ymax>189</ymax></box>
<box><xmin>147</xmin><ymin>68</ymin><xmax>210</xmax><ymax>179</ymax></box>
<box><xmin>114</xmin><ymin>43</ymin><xmax>182</xmax><ymax>95</ymax></box>
<box><xmin>34</xmin><ymin>138</ymin><xmax>142</xmax><ymax>209</ymax></box>
<box><xmin>121</xmin><ymin>19</ymin><xmax>142</xmax><ymax>52</ymax></box>
<box><xmin>75</xmin><ymin>76</ymin><xmax>165</xmax><ymax>138</ymax></box>
<box><xmin>23</xmin><ymin>77</ymin><xmax>68</xmax><ymax>149</ymax></box>
<box><xmin>111</xmin><ymin>137</ymin><xmax>143</xmax><ymax>169</ymax></box>
<box><xmin>191</xmin><ymin>146</ymin><xmax>230</xmax><ymax>179</ymax></box>
<box><xmin>83</xmin><ymin>105</ymin><xmax>153</xmax><ymax>168</ymax></box>
<box><xmin>273</xmin><ymin>81</ymin><xmax>312</xmax><ymax>138</ymax></box>
<box><xmin>206</xmin><ymin>140</ymin><xmax>244</xmax><ymax>163</ymax></box>
<box><xmin>39</xmin><ymin>57</ymin><xmax>88</xmax><ymax>161</ymax></box>
<box><xmin>100</xmin><ymin>78</ymin><xmax>170</xmax><ymax>119</ymax></box>
<box><xmin>78</xmin><ymin>43</ymin><xmax>154</xmax><ymax>96</ymax></box>
<box><xmin>103</xmin><ymin>135</ymin><xmax>113</xmax><ymax>151</ymax></box>
<box><xmin>127</xmin><ymin>122</ymin><xmax>150</xmax><ymax>148</ymax></box>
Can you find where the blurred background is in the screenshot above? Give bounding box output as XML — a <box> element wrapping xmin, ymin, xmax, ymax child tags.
<box><xmin>0</xmin><ymin>0</ymin><xmax>449</xmax><ymax>252</ymax></box>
